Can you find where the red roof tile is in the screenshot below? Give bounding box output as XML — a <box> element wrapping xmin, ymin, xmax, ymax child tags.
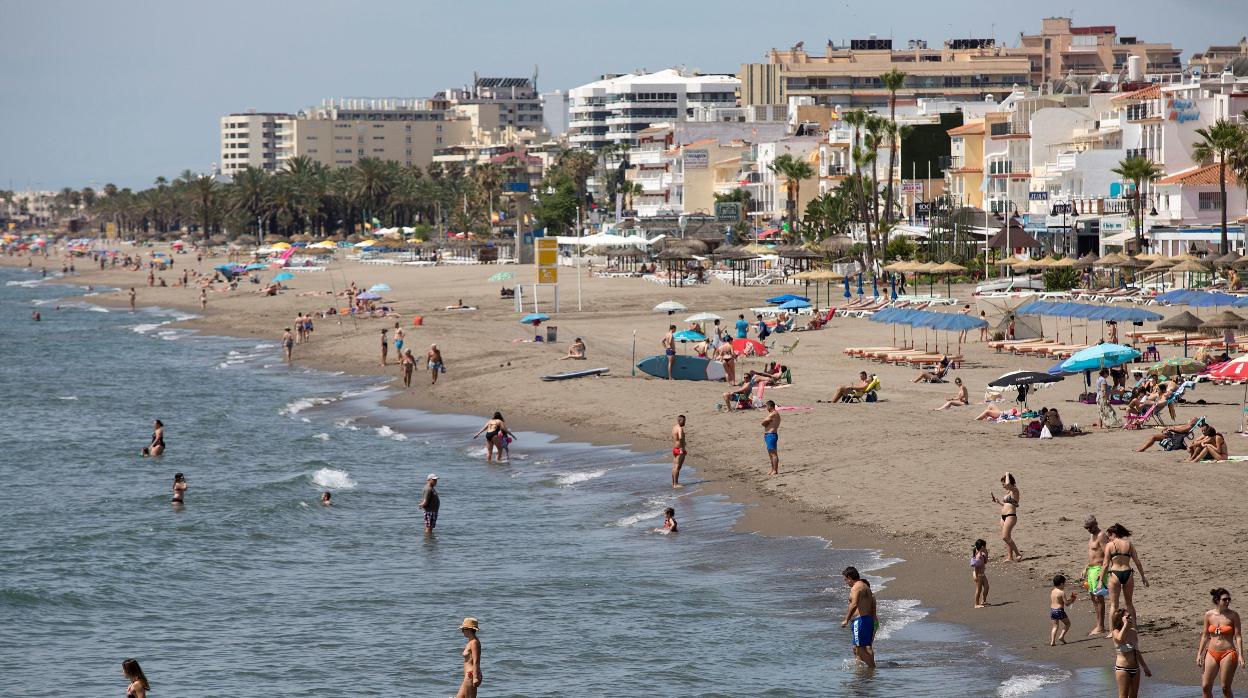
<box><xmin>1157</xmin><ymin>163</ymin><xmax>1222</xmax><ymax>186</ymax></box>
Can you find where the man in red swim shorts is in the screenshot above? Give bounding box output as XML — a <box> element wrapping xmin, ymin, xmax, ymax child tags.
<box><xmin>671</xmin><ymin>415</ymin><xmax>687</xmax><ymax>488</ymax></box>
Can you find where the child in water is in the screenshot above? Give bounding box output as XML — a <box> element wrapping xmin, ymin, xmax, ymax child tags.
<box><xmin>1049</xmin><ymin>574</ymin><xmax>1078</xmax><ymax>645</ymax></box>
<box><xmin>662</xmin><ymin>507</ymin><xmax>678</xmax><ymax>533</ymax></box>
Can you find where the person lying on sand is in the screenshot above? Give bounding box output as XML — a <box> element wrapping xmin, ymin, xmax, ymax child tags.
<box><xmin>976</xmin><ymin>406</ymin><xmax>1019</xmax><ymax>421</ymax></box>
<box><xmin>560</xmin><ymin>338</ymin><xmax>587</xmax><ymax>361</ymax></box>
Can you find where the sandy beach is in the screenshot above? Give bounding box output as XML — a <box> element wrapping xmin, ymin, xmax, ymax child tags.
<box><xmin>13</xmin><ymin>249</ymin><xmax>1248</xmax><ymax>685</ymax></box>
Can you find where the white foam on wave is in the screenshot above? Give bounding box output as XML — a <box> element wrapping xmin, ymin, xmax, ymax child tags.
<box><xmin>255</xmin><ymin>342</ymin><xmax>277</xmax><ymax>349</ymax></box>
<box><xmin>375</xmin><ymin>425</ymin><xmax>408</xmax><ymax>441</ymax></box>
<box><xmin>312</xmin><ymin>468</ymin><xmax>356</xmax><ymax>489</ymax></box>
<box><xmin>131</xmin><ymin>322</ymin><xmax>168</xmax><ymax>334</ymax></box>
<box><xmin>997</xmin><ymin>670</ymin><xmax>1069</xmax><ymax>697</ymax></box>
<box><xmin>57</xmin><ymin>396</ymin><xmax>78</xmax><ymax>400</ymax></box>
<box><xmin>334</xmin><ymin>417</ymin><xmax>360</xmax><ymax>431</ymax></box>
<box><xmin>280</xmin><ymin>396</ymin><xmax>335</xmax><ymax>416</ymax></box>
<box><xmin>6</xmin><ymin>278</ymin><xmax>44</xmax><ymax>287</ymax></box>
<box><xmin>313</xmin><ymin>433</ymin><xmax>330</xmax><ymax>441</ymax></box>
<box><xmin>556</xmin><ymin>469</ymin><xmax>608</xmax><ymax>486</ymax></box>
<box><xmin>610</xmin><ymin>498</ymin><xmax>670</xmax><ymax>527</ymax></box>
<box><xmin>873</xmin><ymin>598</ymin><xmax>926</xmax><ymax>642</ymax></box>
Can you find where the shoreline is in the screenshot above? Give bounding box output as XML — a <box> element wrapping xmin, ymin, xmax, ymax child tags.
<box><xmin>2</xmin><ymin>253</ymin><xmax>1219</xmax><ymax>686</ymax></box>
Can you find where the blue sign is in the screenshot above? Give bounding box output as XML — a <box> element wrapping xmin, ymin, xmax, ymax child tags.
<box><xmin>1029</xmin><ymin>191</ymin><xmax>1049</xmax><ymax>201</ymax></box>
<box><xmin>505</xmin><ymin>182</ymin><xmax>531</xmax><ymax>193</ymax></box>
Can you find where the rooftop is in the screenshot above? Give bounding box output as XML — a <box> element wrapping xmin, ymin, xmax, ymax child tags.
<box><xmin>1157</xmin><ymin>164</ymin><xmax>1222</xmax><ymax>186</ymax></box>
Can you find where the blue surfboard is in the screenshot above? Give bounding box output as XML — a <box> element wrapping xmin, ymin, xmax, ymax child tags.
<box><xmin>636</xmin><ymin>355</ymin><xmax>726</xmax><ymax>381</ymax></box>
<box><xmin>541</xmin><ymin>367</ymin><xmax>610</xmax><ymax>381</ymax></box>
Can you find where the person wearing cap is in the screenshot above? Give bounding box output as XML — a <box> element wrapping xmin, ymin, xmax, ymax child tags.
<box><xmin>457</xmin><ymin>617</ymin><xmax>482</xmax><ymax>697</ymax></box>
<box><xmin>420</xmin><ymin>474</ymin><xmax>440</xmax><ymax>534</ymax></box>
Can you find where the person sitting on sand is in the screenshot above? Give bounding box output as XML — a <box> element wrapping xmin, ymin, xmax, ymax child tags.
<box><xmin>935</xmin><ymin>377</ymin><xmax>969</xmax><ymax>410</ymax></box>
<box><xmin>912</xmin><ymin>355</ymin><xmax>950</xmax><ymax>383</ymax></box>
<box><xmin>743</xmin><ymin>362</ymin><xmax>783</xmax><ymax>386</ymax></box>
<box><xmin>1137</xmin><ymin>416</ymin><xmax>1201</xmax><ymax>452</ymax></box>
<box><xmin>1188</xmin><ymin>424</ymin><xmax>1228</xmax><ymax>462</ymax></box>
<box><xmin>1045</xmin><ymin>408</ymin><xmax>1065</xmax><ymax>436</ymax></box>
<box><xmin>832</xmin><ymin>372</ymin><xmax>871</xmax><ymax>403</ymax></box>
<box><xmin>560</xmin><ymin>337</ymin><xmax>587</xmax><ymax>361</ymax></box>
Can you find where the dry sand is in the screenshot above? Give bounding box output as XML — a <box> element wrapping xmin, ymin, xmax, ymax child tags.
<box><xmin>13</xmin><ymin>249</ymin><xmax>1248</xmax><ymax>685</ymax></box>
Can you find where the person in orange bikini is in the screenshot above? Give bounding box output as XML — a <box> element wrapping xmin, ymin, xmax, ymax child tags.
<box><xmin>1199</xmin><ymin>587</ymin><xmax>1245</xmax><ymax>698</ymax></box>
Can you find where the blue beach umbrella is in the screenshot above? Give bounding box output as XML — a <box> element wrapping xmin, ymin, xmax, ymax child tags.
<box><xmin>779</xmin><ymin>298</ymin><xmax>811</xmax><ymax>310</ymax></box>
<box><xmin>245</xmin><ymin>263</ymin><xmax>268</xmax><ymax>271</ymax></box>
<box><xmin>843</xmin><ymin>275</ymin><xmax>852</xmax><ymax>299</ymax></box>
<box><xmin>520</xmin><ymin>313</ymin><xmax>549</xmax><ymax>324</ymax></box>
<box><xmin>369</xmin><ymin>283</ymin><xmax>391</xmax><ymax>292</ymax></box>
<box><xmin>273</xmin><ymin>272</ymin><xmax>295</xmax><ymax>282</ymax></box>
<box><xmin>1058</xmin><ymin>343</ymin><xmax>1141</xmax><ymax>373</ymax></box>
<box><xmin>356</xmin><ymin>291</ymin><xmax>381</xmax><ymax>300</ymax></box>
<box><xmin>856</xmin><ymin>273</ymin><xmax>864</xmax><ymax>297</ymax></box>
<box><xmin>767</xmin><ymin>293</ymin><xmax>810</xmax><ymax>304</ymax></box>
<box><xmin>674</xmin><ymin>330</ymin><xmax>707</xmax><ymax>342</ymax></box>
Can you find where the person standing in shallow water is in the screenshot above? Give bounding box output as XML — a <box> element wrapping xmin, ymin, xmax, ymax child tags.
<box><xmin>380</xmin><ymin>329</ymin><xmax>389</xmax><ymax>366</ymax></box>
<box><xmin>282</xmin><ymin>328</ymin><xmax>294</xmax><ymax>362</ymax></box>
<box><xmin>841</xmin><ymin>566</ymin><xmax>877</xmax><ymax>668</ymax></box>
<box><xmin>671</xmin><ymin>415</ymin><xmax>687</xmax><ymax>488</ymax></box>
<box><xmin>457</xmin><ymin>618</ymin><xmax>482</xmax><ymax>698</ymax></box>
<box><xmin>171</xmin><ymin>473</ymin><xmax>186</xmax><ymax>505</ymax></box>
<box><xmin>400</xmin><ymin>349</ymin><xmax>416</xmax><ymax>388</ymax></box>
<box><xmin>420</xmin><ymin>474</ymin><xmax>439</xmax><ymax>534</ymax></box>
<box><xmin>122</xmin><ymin>658</ymin><xmax>149</xmax><ymax>698</ymax></box>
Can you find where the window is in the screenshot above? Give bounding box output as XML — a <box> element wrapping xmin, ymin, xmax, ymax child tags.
<box><xmin>1199</xmin><ymin>192</ymin><xmax>1222</xmax><ymax>211</ymax></box>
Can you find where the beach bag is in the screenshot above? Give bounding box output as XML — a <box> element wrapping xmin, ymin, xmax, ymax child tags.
<box><xmin>1020</xmin><ymin>420</ymin><xmax>1042</xmax><ymax>438</ymax></box>
<box><xmin>864</xmin><ymin>391</ymin><xmax>878</xmax><ymax>403</ymax></box>
<box><xmin>1039</xmin><ymin>425</ymin><xmax>1053</xmax><ymax>439</ymax></box>
<box><xmin>1159</xmin><ymin>432</ymin><xmax>1188</xmax><ymax>451</ymax></box>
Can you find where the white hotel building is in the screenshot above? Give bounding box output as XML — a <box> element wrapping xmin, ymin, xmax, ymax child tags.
<box><xmin>567</xmin><ymin>69</ymin><xmax>739</xmax><ymax>149</ymax></box>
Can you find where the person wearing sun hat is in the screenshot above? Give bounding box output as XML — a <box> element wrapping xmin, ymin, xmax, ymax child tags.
<box><xmin>420</xmin><ymin>474</ymin><xmax>439</xmax><ymax>535</ymax></box>
<box><xmin>457</xmin><ymin>617</ymin><xmax>482</xmax><ymax>697</ymax></box>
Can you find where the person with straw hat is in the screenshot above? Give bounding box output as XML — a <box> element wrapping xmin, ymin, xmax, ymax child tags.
<box><xmin>457</xmin><ymin>617</ymin><xmax>482</xmax><ymax>697</ymax></box>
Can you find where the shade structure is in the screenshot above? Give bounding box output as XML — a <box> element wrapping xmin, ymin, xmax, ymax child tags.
<box><xmin>881</xmin><ymin>260</ymin><xmax>912</xmax><ymax>272</ymax></box>
<box><xmin>994</xmin><ymin>256</ymin><xmax>1027</xmax><ymax>267</ymax></box>
<box><xmin>1207</xmin><ymin>355</ymin><xmax>1248</xmax><ymax>380</ymax></box>
<box><xmin>988</xmin><ymin>370</ymin><xmax>1065</xmax><ymax>388</ymax></box>
<box><xmin>1142</xmin><ymin>258</ymin><xmax>1175</xmax><ymax>272</ymax></box>
<box><xmin>1232</xmin><ymin>256</ymin><xmax>1248</xmax><ymax>270</ymax></box>
<box><xmin>1098</xmin><ymin>252</ymin><xmax>1128</xmax><ymax>266</ymax></box>
<box><xmin>673</xmin><ymin>330</ymin><xmax>707</xmax><ymax>342</ymax></box>
<box><xmin>685</xmin><ymin>312</ymin><xmax>722</xmax><ymax>323</ymax></box>
<box><xmin>1213</xmin><ymin>251</ymin><xmax>1243</xmax><ymax>267</ymax></box>
<box><xmin>932</xmin><ymin>261</ymin><xmax>968</xmax><ymax>273</ymax></box>
<box><xmin>767</xmin><ymin>293</ymin><xmax>810</xmax><ymax>304</ymax></box>
<box><xmin>1058</xmin><ymin>343</ymin><xmax>1141</xmax><ymax>372</ymax></box>
<box><xmin>779</xmin><ymin>298</ymin><xmax>812</xmax><ymax>310</ymax></box>
<box><xmin>355</xmin><ymin>291</ymin><xmax>381</xmax><ymax>300</ymax></box>
<box><xmin>1147</xmin><ymin>357</ymin><xmax>1205</xmax><ymax>376</ymax></box>
<box><xmin>520</xmin><ymin>313</ymin><xmax>549</xmax><ymax>324</ymax></box>
<box><xmin>792</xmin><ymin>268</ymin><xmax>843</xmax><ymax>281</ymax></box>
<box><xmin>869</xmin><ymin>307</ymin><xmax>988</xmax><ymax>331</ymax></box>
<box><xmin>1199</xmin><ymin>310</ymin><xmax>1248</xmax><ymax>330</ymax></box>
<box><xmin>653</xmin><ymin>301</ymin><xmax>687</xmax><ymax>313</ymax></box>
<box><xmin>1027</xmin><ymin>256</ymin><xmax>1056</xmax><ymax>269</ymax></box>
<box><xmin>1169</xmin><ymin>259</ymin><xmax>1212</xmax><ymax>274</ymax></box>
<box><xmin>1048</xmin><ymin>257</ymin><xmax>1077</xmax><ymax>268</ymax></box>
<box><xmin>1014</xmin><ymin>300</ymin><xmax>1163</xmax><ymax>323</ymax></box>
<box><xmin>1073</xmin><ymin>252</ymin><xmax>1100</xmax><ymax>269</ymax></box>
<box><xmin>368</xmin><ymin>283</ymin><xmax>391</xmax><ymax>292</ymax></box>
<box><xmin>742</xmin><ymin>243</ymin><xmax>774</xmax><ymax>255</ymax></box>
<box><xmin>1155</xmin><ymin>289</ymin><xmax>1244</xmax><ymax>307</ymax></box>
<box><xmin>1156</xmin><ymin>311</ymin><xmax>1204</xmax><ymax>331</ymax></box>
<box><xmin>1117</xmin><ymin>256</ymin><xmax>1149</xmax><ymax>269</ymax></box>
<box><xmin>273</xmin><ymin>272</ymin><xmax>295</xmax><ymax>282</ymax></box>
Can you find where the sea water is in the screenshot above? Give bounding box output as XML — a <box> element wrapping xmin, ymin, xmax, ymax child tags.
<box><xmin>0</xmin><ymin>266</ymin><xmax>1188</xmax><ymax>696</ymax></box>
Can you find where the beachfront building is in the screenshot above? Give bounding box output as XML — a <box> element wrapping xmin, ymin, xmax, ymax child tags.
<box><xmin>434</xmin><ymin>76</ymin><xmax>544</xmax><ymax>132</ymax></box>
<box><xmin>268</xmin><ymin>99</ymin><xmax>476</xmax><ymax>172</ymax></box>
<box><xmin>1010</xmin><ymin>17</ymin><xmax>1183</xmax><ymax>88</ymax></box>
<box><xmin>738</xmin><ymin>38</ymin><xmax>1031</xmax><ymax>110</ymax></box>
<box><xmin>219</xmin><ymin>111</ymin><xmax>292</xmax><ymax>175</ymax></box>
<box><xmin>566</xmin><ymin>69</ymin><xmax>740</xmax><ymax>149</ymax></box>
<box><xmin>1190</xmin><ymin>38</ymin><xmax>1248</xmax><ymax>77</ymax></box>
<box><xmin>946</xmin><ymin>120</ymin><xmax>986</xmax><ymax>210</ymax></box>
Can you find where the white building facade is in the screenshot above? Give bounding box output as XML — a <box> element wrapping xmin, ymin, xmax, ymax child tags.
<box><xmin>567</xmin><ymin>69</ymin><xmax>739</xmax><ymax>149</ymax></box>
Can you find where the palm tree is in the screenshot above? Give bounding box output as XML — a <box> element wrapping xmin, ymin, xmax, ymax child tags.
<box><xmin>557</xmin><ymin>149</ymin><xmax>596</xmax><ymax>230</ymax></box>
<box><xmin>1193</xmin><ymin>119</ymin><xmax>1248</xmax><ymax>254</ymax></box>
<box><xmin>471</xmin><ymin>162</ymin><xmax>503</xmax><ymax>232</ymax></box>
<box><xmin>768</xmin><ymin>153</ymin><xmax>815</xmax><ymax>241</ymax></box>
<box><xmin>618</xmin><ymin>180</ymin><xmax>644</xmax><ymax>212</ymax></box>
<box><xmin>1111</xmin><ymin>156</ymin><xmax>1164</xmax><ymax>253</ymax></box>
<box><xmin>188</xmin><ymin>175</ymin><xmax>220</xmax><ymax>239</ymax></box>
<box><xmin>229</xmin><ymin>167</ymin><xmax>270</xmax><ymax>237</ymax></box>
<box><xmin>880</xmin><ymin>69</ymin><xmax>907</xmax><ymax>228</ymax></box>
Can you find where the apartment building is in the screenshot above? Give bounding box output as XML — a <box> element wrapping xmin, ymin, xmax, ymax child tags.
<box><xmin>435</xmin><ymin>76</ymin><xmax>544</xmax><ymax>131</ymax></box>
<box><xmin>1011</xmin><ymin>17</ymin><xmax>1182</xmax><ymax>87</ymax></box>
<box><xmin>567</xmin><ymin>68</ymin><xmax>739</xmax><ymax>149</ymax></box>
<box><xmin>946</xmin><ymin>120</ymin><xmax>985</xmax><ymax>209</ymax></box>
<box><xmin>219</xmin><ymin>111</ymin><xmax>292</xmax><ymax>175</ymax></box>
<box><xmin>1190</xmin><ymin>38</ymin><xmax>1248</xmax><ymax>77</ymax></box>
<box><xmin>738</xmin><ymin>39</ymin><xmax>1031</xmax><ymax>110</ymax></box>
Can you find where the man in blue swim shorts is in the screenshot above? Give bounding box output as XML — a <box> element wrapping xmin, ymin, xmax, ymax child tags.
<box><xmin>841</xmin><ymin>566</ymin><xmax>877</xmax><ymax>667</ymax></box>
<box><xmin>761</xmin><ymin>400</ymin><xmax>780</xmax><ymax>475</ymax></box>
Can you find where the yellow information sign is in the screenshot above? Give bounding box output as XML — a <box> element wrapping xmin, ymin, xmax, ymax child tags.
<box><xmin>535</xmin><ymin>238</ymin><xmax>558</xmax><ymax>284</ymax></box>
<box><xmin>105</xmin><ymin>222</ymin><xmax>117</xmax><ymax>238</ymax></box>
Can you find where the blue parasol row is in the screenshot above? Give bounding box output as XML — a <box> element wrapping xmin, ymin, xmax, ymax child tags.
<box><xmin>1153</xmin><ymin>289</ymin><xmax>1248</xmax><ymax>308</ymax></box>
<box><xmin>868</xmin><ymin>307</ymin><xmax>988</xmax><ymax>331</ymax></box>
<box><xmin>1014</xmin><ymin>300</ymin><xmax>1163</xmax><ymax>323</ymax></box>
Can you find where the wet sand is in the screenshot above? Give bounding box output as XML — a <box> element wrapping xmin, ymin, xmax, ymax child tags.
<box><xmin>12</xmin><ymin>249</ymin><xmax>1246</xmax><ymax>685</ymax></box>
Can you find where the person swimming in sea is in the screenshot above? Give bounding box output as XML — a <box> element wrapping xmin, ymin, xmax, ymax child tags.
<box><xmin>148</xmin><ymin>420</ymin><xmax>165</xmax><ymax>457</ymax></box>
<box><xmin>662</xmin><ymin>507</ymin><xmax>678</xmax><ymax>533</ymax></box>
<box><xmin>321</xmin><ymin>491</ymin><xmax>332</xmax><ymax>506</ymax></box>
<box><xmin>171</xmin><ymin>473</ymin><xmax>186</xmax><ymax>505</ymax></box>
<box><xmin>122</xmin><ymin>658</ymin><xmax>149</xmax><ymax>698</ymax></box>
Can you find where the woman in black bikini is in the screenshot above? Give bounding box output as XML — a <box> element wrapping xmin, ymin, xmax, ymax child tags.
<box><xmin>1100</xmin><ymin>523</ymin><xmax>1149</xmax><ymax>621</ymax></box>
<box><xmin>1111</xmin><ymin>608</ymin><xmax>1151</xmax><ymax>698</ymax></box>
<box><xmin>171</xmin><ymin>472</ymin><xmax>187</xmax><ymax>505</ymax></box>
<box><xmin>473</xmin><ymin>412</ymin><xmax>509</xmax><ymax>463</ymax></box>
<box><xmin>122</xmin><ymin>658</ymin><xmax>149</xmax><ymax>698</ymax></box>
<box><xmin>990</xmin><ymin>472</ymin><xmax>1022</xmax><ymax>562</ymax></box>
<box><xmin>149</xmin><ymin>420</ymin><xmax>165</xmax><ymax>457</ymax></box>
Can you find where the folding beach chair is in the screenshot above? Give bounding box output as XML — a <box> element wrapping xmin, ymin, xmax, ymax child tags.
<box><xmin>781</xmin><ymin>338</ymin><xmax>800</xmax><ymax>355</ymax></box>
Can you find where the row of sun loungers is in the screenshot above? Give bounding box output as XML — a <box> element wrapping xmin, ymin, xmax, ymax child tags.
<box><xmin>840</xmin><ymin>346</ymin><xmax>965</xmax><ymax>368</ymax></box>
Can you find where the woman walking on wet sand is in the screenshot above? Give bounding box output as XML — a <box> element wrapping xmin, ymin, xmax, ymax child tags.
<box><xmin>457</xmin><ymin>618</ymin><xmax>482</xmax><ymax>698</ymax></box>
<box><xmin>991</xmin><ymin>472</ymin><xmax>1021</xmax><ymax>561</ymax></box>
<box><xmin>1099</xmin><ymin>523</ymin><xmax>1148</xmax><ymax>620</ymax></box>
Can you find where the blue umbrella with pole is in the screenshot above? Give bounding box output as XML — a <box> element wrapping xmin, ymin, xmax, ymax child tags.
<box><xmin>856</xmin><ymin>273</ymin><xmax>864</xmax><ymax>297</ymax></box>
<box><xmin>889</xmin><ymin>273</ymin><xmax>897</xmax><ymax>300</ymax></box>
<box><xmin>872</xmin><ymin>275</ymin><xmax>879</xmax><ymax>298</ymax></box>
<box><xmin>843</xmin><ymin>275</ymin><xmax>852</xmax><ymax>299</ymax></box>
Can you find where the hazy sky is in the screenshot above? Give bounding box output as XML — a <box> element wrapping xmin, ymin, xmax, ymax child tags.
<box><xmin>1</xmin><ymin>0</ymin><xmax>1243</xmax><ymax>190</ymax></box>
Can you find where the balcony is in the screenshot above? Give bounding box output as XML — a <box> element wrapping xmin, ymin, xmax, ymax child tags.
<box><xmin>1125</xmin><ymin>105</ymin><xmax>1161</xmax><ymax>122</ymax></box>
<box><xmin>821</xmin><ymin>165</ymin><xmax>848</xmax><ymax>177</ymax></box>
<box><xmin>630</xmin><ymin>149</ymin><xmax>665</xmax><ymax>166</ymax></box>
<box><xmin>990</xmin><ymin>122</ymin><xmax>1030</xmax><ymax>138</ymax></box>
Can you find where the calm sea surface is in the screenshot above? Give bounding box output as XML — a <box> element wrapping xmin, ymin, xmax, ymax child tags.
<box><xmin>0</xmin><ymin>265</ymin><xmax>1189</xmax><ymax>696</ymax></box>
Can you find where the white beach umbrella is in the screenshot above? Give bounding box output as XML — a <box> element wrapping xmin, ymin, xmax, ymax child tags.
<box><xmin>653</xmin><ymin>301</ymin><xmax>687</xmax><ymax>314</ymax></box>
<box><xmin>685</xmin><ymin>312</ymin><xmax>723</xmax><ymax>322</ymax></box>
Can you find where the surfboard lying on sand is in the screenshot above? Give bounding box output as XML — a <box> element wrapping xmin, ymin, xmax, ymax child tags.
<box><xmin>541</xmin><ymin>367</ymin><xmax>610</xmax><ymax>381</ymax></box>
<box><xmin>636</xmin><ymin>355</ymin><xmax>726</xmax><ymax>381</ymax></box>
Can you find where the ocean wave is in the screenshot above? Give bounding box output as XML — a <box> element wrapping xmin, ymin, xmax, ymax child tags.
<box><xmin>313</xmin><ymin>433</ymin><xmax>330</xmax><ymax>441</ymax></box>
<box><xmin>5</xmin><ymin>278</ymin><xmax>44</xmax><ymax>287</ymax></box>
<box><xmin>556</xmin><ymin>469</ymin><xmax>608</xmax><ymax>486</ymax></box>
<box><xmin>280</xmin><ymin>396</ymin><xmax>335</xmax><ymax>416</ymax></box>
<box><xmin>334</xmin><ymin>417</ymin><xmax>360</xmax><ymax>431</ymax></box>
<box><xmin>57</xmin><ymin>396</ymin><xmax>78</xmax><ymax>400</ymax></box>
<box><xmin>131</xmin><ymin>321</ymin><xmax>170</xmax><ymax>335</ymax></box>
<box><xmin>874</xmin><ymin>598</ymin><xmax>926</xmax><ymax>641</ymax></box>
<box><xmin>311</xmin><ymin>468</ymin><xmax>356</xmax><ymax>489</ymax></box>
<box><xmin>609</xmin><ymin>498</ymin><xmax>670</xmax><ymax>527</ymax></box>
<box><xmin>997</xmin><ymin>670</ymin><xmax>1070</xmax><ymax>696</ymax></box>
<box><xmin>255</xmin><ymin>342</ymin><xmax>277</xmax><ymax>349</ymax></box>
<box><xmin>375</xmin><ymin>425</ymin><xmax>408</xmax><ymax>441</ymax></box>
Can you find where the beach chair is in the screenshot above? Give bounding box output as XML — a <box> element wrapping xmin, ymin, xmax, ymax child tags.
<box><xmin>843</xmin><ymin>375</ymin><xmax>881</xmax><ymax>403</ymax></box>
<box><xmin>781</xmin><ymin>338</ymin><xmax>800</xmax><ymax>355</ymax></box>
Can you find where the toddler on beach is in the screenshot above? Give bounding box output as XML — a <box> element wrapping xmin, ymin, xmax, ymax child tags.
<box><xmin>1049</xmin><ymin>574</ymin><xmax>1079</xmax><ymax>645</ymax></box>
<box><xmin>971</xmin><ymin>539</ymin><xmax>989</xmax><ymax>608</ymax></box>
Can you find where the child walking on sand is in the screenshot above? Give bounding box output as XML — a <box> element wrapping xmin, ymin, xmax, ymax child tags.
<box><xmin>971</xmin><ymin>539</ymin><xmax>989</xmax><ymax>608</ymax></box>
<box><xmin>1049</xmin><ymin>574</ymin><xmax>1079</xmax><ymax>645</ymax></box>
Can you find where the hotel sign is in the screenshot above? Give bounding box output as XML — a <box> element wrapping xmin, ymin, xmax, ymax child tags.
<box><xmin>1166</xmin><ymin>98</ymin><xmax>1200</xmax><ymax>123</ymax></box>
<box><xmin>535</xmin><ymin>237</ymin><xmax>558</xmax><ymax>284</ymax></box>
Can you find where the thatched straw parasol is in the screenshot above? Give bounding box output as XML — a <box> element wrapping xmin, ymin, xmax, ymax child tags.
<box><xmin>1074</xmin><ymin>252</ymin><xmax>1100</xmax><ymax>269</ymax></box>
<box><xmin>1169</xmin><ymin>259</ymin><xmax>1212</xmax><ymax>274</ymax></box>
<box><xmin>1213</xmin><ymin>251</ymin><xmax>1243</xmax><ymax>267</ymax></box>
<box><xmin>1200</xmin><ymin>310</ymin><xmax>1248</xmax><ymax>331</ymax></box>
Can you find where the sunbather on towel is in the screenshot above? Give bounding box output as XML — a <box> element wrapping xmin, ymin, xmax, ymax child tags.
<box><xmin>976</xmin><ymin>405</ymin><xmax>1019</xmax><ymax>421</ymax></box>
<box><xmin>912</xmin><ymin>356</ymin><xmax>950</xmax><ymax>383</ymax></box>
<box><xmin>833</xmin><ymin>372</ymin><xmax>871</xmax><ymax>402</ymax></box>
<box><xmin>743</xmin><ymin>364</ymin><xmax>784</xmax><ymax>386</ymax></box>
